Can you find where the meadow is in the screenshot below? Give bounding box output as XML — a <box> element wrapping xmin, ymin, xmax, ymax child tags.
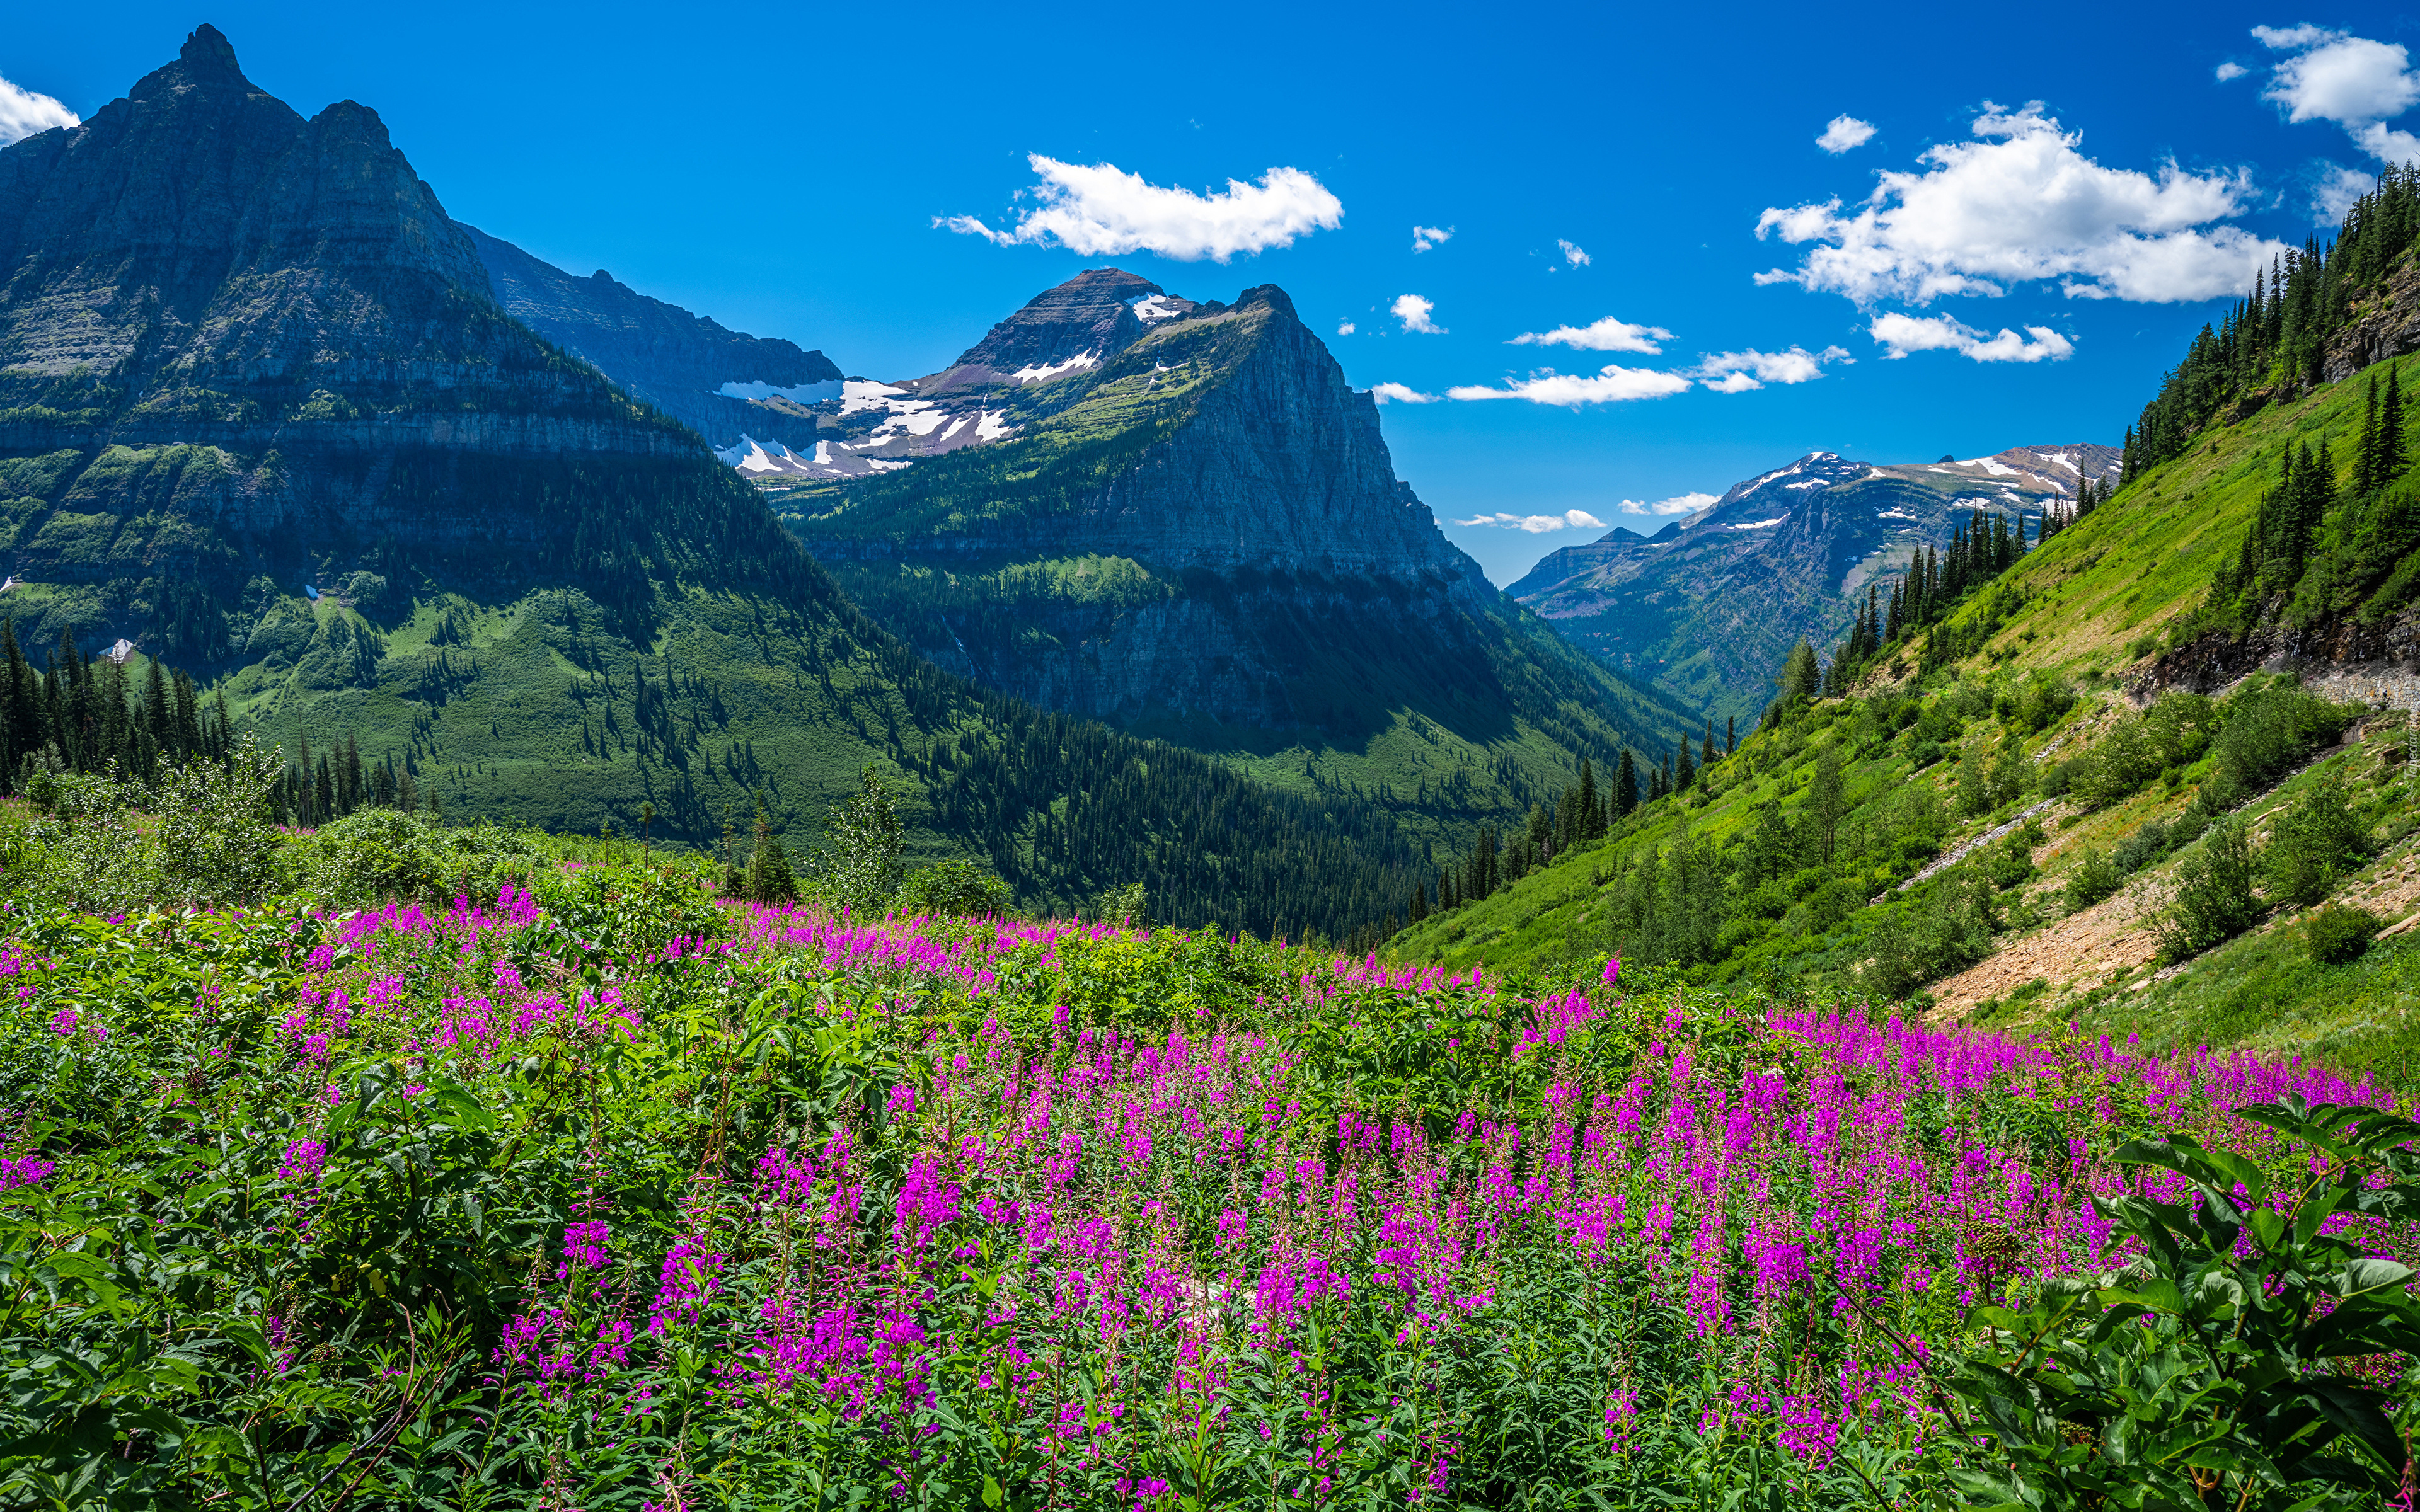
<box><xmin>9</xmin><ymin>776</ymin><xmax>2420</xmax><ymax>1509</ymax></box>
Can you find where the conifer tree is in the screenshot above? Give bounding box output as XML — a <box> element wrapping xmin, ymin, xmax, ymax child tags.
<box><xmin>2385</xmin><ymin>364</ymin><xmax>2408</xmax><ymax>491</ymax></box>
<box><xmin>1576</xmin><ymin>755</ymin><xmax>1598</xmax><ymax>835</ymax></box>
<box><xmin>2355</xmin><ymin>372</ymin><xmax>2383</xmax><ymax>495</ymax></box>
<box><xmin>1615</xmin><ymin>748</ymin><xmax>1638</xmax><ymax>817</ymax></box>
<box><xmin>1674</xmin><ymin>737</ymin><xmax>1695</xmax><ymax>793</ymax></box>
<box><xmin>1726</xmin><ymin>714</ymin><xmax>1737</xmax><ymax>756</ymax></box>
<box><xmin>1700</xmin><ymin>719</ymin><xmax>1715</xmax><ymax>767</ymax></box>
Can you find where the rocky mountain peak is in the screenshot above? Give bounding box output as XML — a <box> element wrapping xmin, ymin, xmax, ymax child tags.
<box><xmin>178</xmin><ymin>23</ymin><xmax>244</xmax><ymax>75</ymax></box>
<box><xmin>951</xmin><ymin>266</ymin><xmax>1163</xmax><ymax>375</ymax></box>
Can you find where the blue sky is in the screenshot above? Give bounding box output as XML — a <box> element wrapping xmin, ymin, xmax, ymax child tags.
<box><xmin>6</xmin><ymin>2</ymin><xmax>2417</xmax><ymax>585</ymax></box>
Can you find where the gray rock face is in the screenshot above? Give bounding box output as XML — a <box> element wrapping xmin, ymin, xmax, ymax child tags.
<box><xmin>461</xmin><ymin>224</ymin><xmax>842</xmax><ymax>454</ymax></box>
<box><xmin>948</xmin><ymin>267</ymin><xmax>1160</xmax><ymax>378</ymax></box>
<box><xmin>0</xmin><ymin>25</ymin><xmax>704</xmax><ymax>659</ymax></box>
<box><xmin>1509</xmin><ymin>444</ymin><xmax>2122</xmax><ymax>721</ymax></box>
<box><xmin>790</xmin><ymin>273</ymin><xmax>1686</xmax><ymax>773</ymax></box>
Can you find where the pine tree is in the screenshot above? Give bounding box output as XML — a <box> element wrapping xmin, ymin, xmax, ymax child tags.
<box><xmin>1615</xmin><ymin>748</ymin><xmax>1639</xmax><ymax>816</ymax></box>
<box><xmin>1674</xmin><ymin>737</ymin><xmax>1696</xmax><ymax>793</ymax></box>
<box><xmin>1700</xmin><ymin>719</ymin><xmax>1716</xmax><ymax>767</ymax></box>
<box><xmin>1726</xmin><ymin>714</ymin><xmax>1737</xmax><ymax>756</ymax></box>
<box><xmin>2355</xmin><ymin>372</ymin><xmax>2383</xmax><ymax>496</ymax></box>
<box><xmin>1576</xmin><ymin>755</ymin><xmax>1598</xmax><ymax>836</ymax></box>
<box><xmin>2384</xmin><ymin>364</ymin><xmax>2408</xmax><ymax>491</ymax></box>
<box><xmin>1410</xmin><ymin>881</ymin><xmax>1427</xmax><ymax>923</ymax></box>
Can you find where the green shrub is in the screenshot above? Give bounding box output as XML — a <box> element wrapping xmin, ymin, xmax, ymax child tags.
<box><xmin>289</xmin><ymin>810</ymin><xmax>550</xmax><ymax>907</ymax></box>
<box><xmin>2064</xmin><ymin>848</ymin><xmax>2121</xmax><ymax>912</ymax></box>
<box><xmin>2305</xmin><ymin>903</ymin><xmax>2380</xmax><ymax>964</ymax></box>
<box><xmin>2158</xmin><ymin>819</ymin><xmax>2261</xmax><ymax>963</ymax></box>
<box><xmin>2113</xmin><ymin>820</ymin><xmax>2172</xmax><ymax>875</ymax></box>
<box><xmin>2263</xmin><ymin>767</ymin><xmax>2371</xmax><ymax>907</ymax></box>
<box><xmin>2213</xmin><ymin>679</ymin><xmax>2354</xmax><ymax>790</ymax></box>
<box><xmin>897</xmin><ymin>859</ymin><xmax>1013</xmax><ymax>917</ymax></box>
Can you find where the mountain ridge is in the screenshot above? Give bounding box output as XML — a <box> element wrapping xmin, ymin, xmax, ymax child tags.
<box><xmin>1508</xmin><ymin>442</ymin><xmax>2121</xmax><ymax>723</ymax></box>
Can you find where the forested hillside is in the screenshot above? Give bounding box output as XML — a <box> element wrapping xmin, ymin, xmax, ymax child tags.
<box><xmin>1387</xmin><ymin>168</ymin><xmax>2420</xmax><ymax>1068</ymax></box>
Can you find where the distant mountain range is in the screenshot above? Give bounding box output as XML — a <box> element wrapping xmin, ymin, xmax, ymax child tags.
<box><xmin>1508</xmin><ymin>443</ymin><xmax>2123</xmax><ymax>722</ymax></box>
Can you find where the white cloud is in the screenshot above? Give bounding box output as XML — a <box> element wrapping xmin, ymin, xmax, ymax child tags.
<box><xmin>1817</xmin><ymin>115</ymin><xmax>1877</xmax><ymax>154</ymax></box>
<box><xmin>2313</xmin><ymin>163</ymin><xmax>2378</xmax><ymax>224</ymax></box>
<box><xmin>1455</xmin><ymin>508</ymin><xmax>1610</xmax><ymax>533</ymax></box>
<box><xmin>0</xmin><ymin>73</ymin><xmax>78</xmax><ymax>146</ymax></box>
<box><xmin>1393</xmin><ymin>294</ymin><xmax>1446</xmax><ymax>334</ymax></box>
<box><xmin>1754</xmin><ymin>101</ymin><xmax>2285</xmax><ymax>304</ymax></box>
<box><xmin>1869</xmin><ymin>312</ymin><xmax>2075</xmax><ymax>362</ymax></box>
<box><xmin>2216</xmin><ymin>61</ymin><xmax>2250</xmax><ymax>81</ymax></box>
<box><xmin>1617</xmin><ymin>491</ymin><xmax>1720</xmax><ymax>517</ymax></box>
<box><xmin>937</xmin><ymin>154</ymin><xmax>1342</xmax><ymax>262</ymax></box>
<box><xmin>1446</xmin><ymin>365</ymin><xmax>1693</xmax><ymax>406</ymax></box>
<box><xmin>2253</xmin><ymin>27</ymin><xmax>2420</xmax><ymax>166</ymax></box>
<box><xmin>1369</xmin><ymin>382</ymin><xmax>1438</xmax><ymax>404</ymax></box>
<box><xmin>1336</xmin><ymin>319</ymin><xmax>1356</xmax><ymax>336</ymax></box>
<box><xmin>1412</xmin><ymin>224</ymin><xmax>1453</xmax><ymax>253</ymax></box>
<box><xmin>1558</xmin><ymin>239</ymin><xmax>1591</xmax><ymax>266</ymax></box>
<box><xmin>1680</xmin><ymin>345</ymin><xmax>1851</xmax><ymax>392</ymax></box>
<box><xmin>1509</xmin><ymin>316</ymin><xmax>1673</xmax><ymax>353</ymax></box>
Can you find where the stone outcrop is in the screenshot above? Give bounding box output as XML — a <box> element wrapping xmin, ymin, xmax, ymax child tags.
<box><xmin>2324</xmin><ymin>257</ymin><xmax>2420</xmax><ymax>384</ymax></box>
<box><xmin>460</xmin><ymin>224</ymin><xmax>841</xmax><ymax>454</ymax></box>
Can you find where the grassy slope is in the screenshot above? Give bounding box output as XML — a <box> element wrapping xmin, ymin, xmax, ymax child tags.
<box><xmin>1388</xmin><ymin>353</ymin><xmax>2420</xmax><ymax>1072</ymax></box>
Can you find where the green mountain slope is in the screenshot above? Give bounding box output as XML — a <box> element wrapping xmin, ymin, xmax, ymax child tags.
<box><xmin>0</xmin><ymin>28</ymin><xmax>1427</xmax><ymax>940</ymax></box>
<box><xmin>1386</xmin><ymin>311</ymin><xmax>2420</xmax><ymax>1072</ymax></box>
<box><xmin>776</xmin><ymin>275</ymin><xmax>1693</xmax><ymax>851</ymax></box>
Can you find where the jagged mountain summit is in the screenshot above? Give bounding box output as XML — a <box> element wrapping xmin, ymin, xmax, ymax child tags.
<box><xmin>460</xmin><ymin>225</ymin><xmax>844</xmax><ymax>462</ymax></box>
<box><xmin>772</xmin><ymin>268</ymin><xmax>1692</xmax><ymax>840</ymax></box>
<box><xmin>1509</xmin><ymin>443</ymin><xmax>2122</xmax><ymax>722</ymax></box>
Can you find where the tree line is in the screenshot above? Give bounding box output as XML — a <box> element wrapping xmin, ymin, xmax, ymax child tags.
<box><xmin>2124</xmin><ymin>164</ymin><xmax>2420</xmax><ymax>478</ymax></box>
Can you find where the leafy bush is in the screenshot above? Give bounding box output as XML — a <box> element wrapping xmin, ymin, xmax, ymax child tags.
<box><xmin>2063</xmin><ymin>848</ymin><xmax>2121</xmax><ymax>912</ymax></box>
<box><xmin>2305</xmin><ymin>903</ymin><xmax>2380</xmax><ymax>964</ymax></box>
<box><xmin>2159</xmin><ymin>818</ymin><xmax>2261</xmax><ymax>962</ymax></box>
<box><xmin>2213</xmin><ymin>679</ymin><xmax>2356</xmax><ymax>791</ymax></box>
<box><xmin>1864</xmin><ymin>868</ymin><xmax>1998</xmax><ymax>998</ymax></box>
<box><xmin>2112</xmin><ymin>820</ymin><xmax>2171</xmax><ymax>876</ymax></box>
<box><xmin>288</xmin><ymin>808</ymin><xmax>550</xmax><ymax>907</ymax></box>
<box><xmin>897</xmin><ymin>858</ymin><xmax>1013</xmax><ymax>917</ymax></box>
<box><xmin>1946</xmin><ymin>1097</ymin><xmax>2420</xmax><ymax>1511</ymax></box>
<box><xmin>2263</xmin><ymin>766</ymin><xmax>2371</xmax><ymax>907</ymax></box>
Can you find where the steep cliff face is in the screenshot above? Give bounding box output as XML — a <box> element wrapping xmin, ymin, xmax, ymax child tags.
<box><xmin>461</xmin><ymin>224</ymin><xmax>844</xmax><ymax>456</ymax></box>
<box><xmin>0</xmin><ymin>25</ymin><xmax>719</xmax><ymax>662</ymax></box>
<box><xmin>1509</xmin><ymin>444</ymin><xmax>2122</xmax><ymax>721</ymax></box>
<box><xmin>781</xmin><ymin>272</ymin><xmax>1688</xmax><ymax>837</ymax></box>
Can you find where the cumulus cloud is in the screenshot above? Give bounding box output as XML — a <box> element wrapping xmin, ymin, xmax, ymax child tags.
<box><xmin>1753</xmin><ymin>101</ymin><xmax>2285</xmax><ymax>304</ymax></box>
<box><xmin>1509</xmin><ymin>316</ymin><xmax>1673</xmax><ymax>353</ymax></box>
<box><xmin>1369</xmin><ymin>382</ymin><xmax>1438</xmax><ymax>404</ymax></box>
<box><xmin>1869</xmin><ymin>312</ymin><xmax>2075</xmax><ymax>362</ymax></box>
<box><xmin>0</xmin><ymin>73</ymin><xmax>78</xmax><ymax>146</ymax></box>
<box><xmin>1557</xmin><ymin>239</ymin><xmax>1591</xmax><ymax>266</ymax></box>
<box><xmin>1393</xmin><ymin>294</ymin><xmax>1446</xmax><ymax>333</ymax></box>
<box><xmin>1455</xmin><ymin>509</ymin><xmax>1610</xmax><ymax>533</ymax></box>
<box><xmin>2254</xmin><ymin>26</ymin><xmax>2420</xmax><ymax>167</ymax></box>
<box><xmin>2217</xmin><ymin>61</ymin><xmax>2250</xmax><ymax>81</ymax></box>
<box><xmin>1680</xmin><ymin>345</ymin><xmax>1850</xmax><ymax>392</ymax></box>
<box><xmin>1446</xmin><ymin>365</ymin><xmax>1693</xmax><ymax>406</ymax></box>
<box><xmin>1617</xmin><ymin>491</ymin><xmax>1721</xmax><ymax>517</ymax></box>
<box><xmin>1337</xmin><ymin>319</ymin><xmax>1356</xmax><ymax>336</ymax></box>
<box><xmin>2313</xmin><ymin>163</ymin><xmax>2378</xmax><ymax>224</ymax></box>
<box><xmin>1817</xmin><ymin>115</ymin><xmax>1877</xmax><ymax>154</ymax></box>
<box><xmin>1412</xmin><ymin>224</ymin><xmax>1453</xmax><ymax>253</ymax></box>
<box><xmin>937</xmin><ymin>154</ymin><xmax>1343</xmax><ymax>262</ymax></box>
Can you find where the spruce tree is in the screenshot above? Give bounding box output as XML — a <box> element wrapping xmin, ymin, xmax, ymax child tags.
<box><xmin>2385</xmin><ymin>364</ymin><xmax>2408</xmax><ymax>491</ymax></box>
<box><xmin>1615</xmin><ymin>748</ymin><xmax>1639</xmax><ymax>817</ymax></box>
<box><xmin>1674</xmin><ymin>738</ymin><xmax>1695</xmax><ymax>793</ymax></box>
<box><xmin>2355</xmin><ymin>372</ymin><xmax>2382</xmax><ymax>495</ymax></box>
<box><xmin>1700</xmin><ymin>719</ymin><xmax>1716</xmax><ymax>767</ymax></box>
<box><xmin>1726</xmin><ymin>714</ymin><xmax>1737</xmax><ymax>756</ymax></box>
<box><xmin>1576</xmin><ymin>755</ymin><xmax>1598</xmax><ymax>834</ymax></box>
